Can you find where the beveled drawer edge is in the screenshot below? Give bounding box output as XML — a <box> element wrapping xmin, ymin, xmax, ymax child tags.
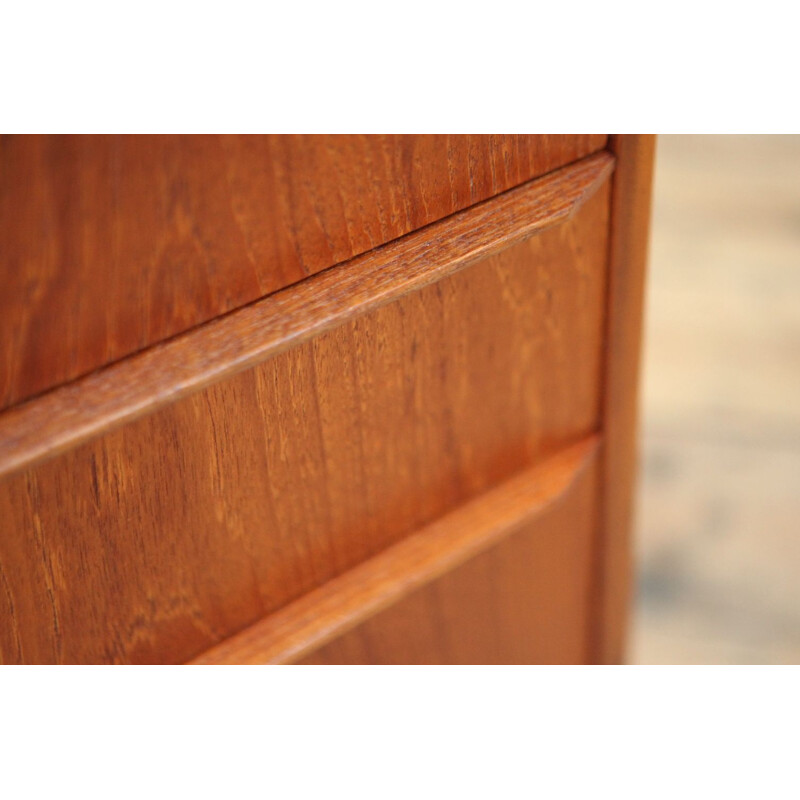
<box><xmin>0</xmin><ymin>152</ymin><xmax>614</xmax><ymax>481</ymax></box>
<box><xmin>189</xmin><ymin>435</ymin><xmax>599</xmax><ymax>665</ymax></box>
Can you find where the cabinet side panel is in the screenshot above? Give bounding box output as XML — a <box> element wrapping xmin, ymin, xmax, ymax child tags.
<box><xmin>592</xmin><ymin>134</ymin><xmax>655</xmax><ymax>664</ymax></box>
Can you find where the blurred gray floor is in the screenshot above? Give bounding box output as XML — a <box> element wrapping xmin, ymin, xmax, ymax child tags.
<box><xmin>632</xmin><ymin>135</ymin><xmax>800</xmax><ymax>664</ymax></box>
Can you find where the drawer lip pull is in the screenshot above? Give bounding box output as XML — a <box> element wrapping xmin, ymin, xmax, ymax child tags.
<box><xmin>189</xmin><ymin>435</ymin><xmax>599</xmax><ymax>665</ymax></box>
<box><xmin>0</xmin><ymin>152</ymin><xmax>613</xmax><ymax>482</ymax></box>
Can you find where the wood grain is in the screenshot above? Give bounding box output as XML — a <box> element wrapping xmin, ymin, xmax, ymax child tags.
<box><xmin>299</xmin><ymin>449</ymin><xmax>600</xmax><ymax>665</ymax></box>
<box><xmin>0</xmin><ymin>151</ymin><xmax>614</xmax><ymax>482</ymax></box>
<box><xmin>0</xmin><ymin>134</ymin><xmax>607</xmax><ymax>409</ymax></box>
<box><xmin>190</xmin><ymin>436</ymin><xmax>597</xmax><ymax>664</ymax></box>
<box><xmin>591</xmin><ymin>135</ymin><xmax>655</xmax><ymax>664</ymax></box>
<box><xmin>0</xmin><ymin>182</ymin><xmax>610</xmax><ymax>664</ymax></box>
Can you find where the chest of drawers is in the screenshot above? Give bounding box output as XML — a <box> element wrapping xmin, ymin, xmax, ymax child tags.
<box><xmin>0</xmin><ymin>135</ymin><xmax>654</xmax><ymax>664</ymax></box>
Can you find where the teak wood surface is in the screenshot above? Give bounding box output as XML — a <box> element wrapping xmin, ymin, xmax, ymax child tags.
<box><xmin>0</xmin><ymin>180</ymin><xmax>610</xmax><ymax>664</ymax></box>
<box><xmin>299</xmin><ymin>451</ymin><xmax>599</xmax><ymax>665</ymax></box>
<box><xmin>192</xmin><ymin>437</ymin><xmax>597</xmax><ymax>665</ymax></box>
<box><xmin>0</xmin><ymin>152</ymin><xmax>613</xmax><ymax>481</ymax></box>
<box><xmin>0</xmin><ymin>134</ymin><xmax>606</xmax><ymax>410</ymax></box>
<box><xmin>0</xmin><ymin>135</ymin><xmax>653</xmax><ymax>665</ymax></box>
<box><xmin>592</xmin><ymin>135</ymin><xmax>656</xmax><ymax>664</ymax></box>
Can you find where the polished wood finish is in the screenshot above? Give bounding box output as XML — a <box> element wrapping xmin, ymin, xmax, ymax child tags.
<box><xmin>0</xmin><ymin>178</ymin><xmax>611</xmax><ymax>664</ymax></box>
<box><xmin>0</xmin><ymin>152</ymin><xmax>614</xmax><ymax>481</ymax></box>
<box><xmin>299</xmin><ymin>453</ymin><xmax>600</xmax><ymax>665</ymax></box>
<box><xmin>0</xmin><ymin>136</ymin><xmax>653</xmax><ymax>665</ymax></box>
<box><xmin>0</xmin><ymin>134</ymin><xmax>607</xmax><ymax>410</ymax></box>
<box><xmin>191</xmin><ymin>437</ymin><xmax>597</xmax><ymax>664</ymax></box>
<box><xmin>592</xmin><ymin>135</ymin><xmax>656</xmax><ymax>664</ymax></box>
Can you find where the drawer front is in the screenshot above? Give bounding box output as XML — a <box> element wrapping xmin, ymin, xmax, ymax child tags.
<box><xmin>298</xmin><ymin>454</ymin><xmax>599</xmax><ymax>665</ymax></box>
<box><xmin>0</xmin><ymin>134</ymin><xmax>607</xmax><ymax>409</ymax></box>
<box><xmin>0</xmin><ymin>156</ymin><xmax>611</xmax><ymax>664</ymax></box>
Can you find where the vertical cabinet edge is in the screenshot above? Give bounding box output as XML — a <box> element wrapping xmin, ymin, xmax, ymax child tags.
<box><xmin>592</xmin><ymin>134</ymin><xmax>656</xmax><ymax>664</ymax></box>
